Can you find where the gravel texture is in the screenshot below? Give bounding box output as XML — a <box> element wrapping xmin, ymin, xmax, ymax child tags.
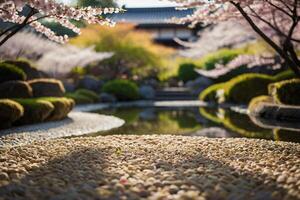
<box><xmin>0</xmin><ymin>112</ymin><xmax>124</xmax><ymax>147</ymax></box>
<box><xmin>0</xmin><ymin>135</ymin><xmax>299</xmax><ymax>200</ymax></box>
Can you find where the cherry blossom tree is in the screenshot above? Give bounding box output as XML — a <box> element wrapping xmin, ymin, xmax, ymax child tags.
<box><xmin>0</xmin><ymin>0</ymin><xmax>120</xmax><ymax>45</ymax></box>
<box><xmin>171</xmin><ymin>0</ymin><xmax>300</xmax><ymax>76</ymax></box>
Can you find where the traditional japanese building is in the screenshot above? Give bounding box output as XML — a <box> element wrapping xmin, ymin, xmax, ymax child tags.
<box><xmin>110</xmin><ymin>7</ymin><xmax>200</xmax><ymax>47</ymax></box>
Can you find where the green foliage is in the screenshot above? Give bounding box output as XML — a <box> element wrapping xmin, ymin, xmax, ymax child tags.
<box><xmin>0</xmin><ymin>63</ymin><xmax>26</xmax><ymax>83</ymax></box>
<box><xmin>177</xmin><ymin>63</ymin><xmax>199</xmax><ymax>82</ymax></box>
<box><xmin>29</xmin><ymin>79</ymin><xmax>66</xmax><ymax>97</ymax></box>
<box><xmin>13</xmin><ymin>98</ymin><xmax>54</xmax><ymax>125</ymax></box>
<box><xmin>42</xmin><ymin>21</ymin><xmax>78</xmax><ymax>38</ymax></box>
<box><xmin>269</xmin><ymin>79</ymin><xmax>300</xmax><ymax>106</ymax></box>
<box><xmin>65</xmin><ymin>92</ymin><xmax>94</xmax><ymax>104</ymax></box>
<box><xmin>197</xmin><ymin>49</ymin><xmax>241</xmax><ymax>70</ymax></box>
<box><xmin>3</xmin><ymin>59</ymin><xmax>44</xmax><ymax>80</ymax></box>
<box><xmin>76</xmin><ymin>89</ymin><xmax>99</xmax><ymax>102</ymax></box>
<box><xmin>0</xmin><ymin>81</ymin><xmax>33</xmax><ymax>98</ymax></box>
<box><xmin>199</xmin><ymin>82</ymin><xmax>225</xmax><ymax>103</ymax></box>
<box><xmin>225</xmin><ymin>73</ymin><xmax>274</xmax><ymax>104</ymax></box>
<box><xmin>102</xmin><ymin>79</ymin><xmax>139</xmax><ymax>101</ymax></box>
<box><xmin>38</xmin><ymin>97</ymin><xmax>75</xmax><ymax>121</ymax></box>
<box><xmin>0</xmin><ymin>99</ymin><xmax>24</xmax><ymax>129</ymax></box>
<box><xmin>248</xmin><ymin>95</ymin><xmax>273</xmax><ymax>113</ymax></box>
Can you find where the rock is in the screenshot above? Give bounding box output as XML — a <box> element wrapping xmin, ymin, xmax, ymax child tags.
<box><xmin>0</xmin><ymin>81</ymin><xmax>33</xmax><ymax>98</ymax></box>
<box><xmin>139</xmin><ymin>85</ymin><xmax>156</xmax><ymax>100</ymax></box>
<box><xmin>99</xmin><ymin>93</ymin><xmax>117</xmax><ymax>103</ymax></box>
<box><xmin>77</xmin><ymin>76</ymin><xmax>103</xmax><ymax>92</ymax></box>
<box><xmin>29</xmin><ymin>79</ymin><xmax>65</xmax><ymax>97</ymax></box>
<box><xmin>185</xmin><ymin>77</ymin><xmax>213</xmax><ymax>95</ymax></box>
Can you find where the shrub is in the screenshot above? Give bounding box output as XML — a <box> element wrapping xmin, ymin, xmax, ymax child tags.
<box><xmin>269</xmin><ymin>79</ymin><xmax>300</xmax><ymax>106</ymax></box>
<box><xmin>65</xmin><ymin>92</ymin><xmax>94</xmax><ymax>104</ymax></box>
<box><xmin>225</xmin><ymin>73</ymin><xmax>274</xmax><ymax>104</ymax></box>
<box><xmin>198</xmin><ymin>49</ymin><xmax>241</xmax><ymax>70</ymax></box>
<box><xmin>274</xmin><ymin>70</ymin><xmax>296</xmax><ymax>82</ymax></box>
<box><xmin>0</xmin><ymin>99</ymin><xmax>24</xmax><ymax>129</ymax></box>
<box><xmin>0</xmin><ymin>81</ymin><xmax>33</xmax><ymax>98</ymax></box>
<box><xmin>38</xmin><ymin>97</ymin><xmax>75</xmax><ymax>121</ymax></box>
<box><xmin>199</xmin><ymin>82</ymin><xmax>225</xmax><ymax>103</ymax></box>
<box><xmin>3</xmin><ymin>59</ymin><xmax>44</xmax><ymax>80</ymax></box>
<box><xmin>13</xmin><ymin>99</ymin><xmax>54</xmax><ymax>125</ymax></box>
<box><xmin>177</xmin><ymin>63</ymin><xmax>198</xmax><ymax>82</ymax></box>
<box><xmin>0</xmin><ymin>62</ymin><xmax>26</xmax><ymax>84</ymax></box>
<box><xmin>76</xmin><ymin>89</ymin><xmax>99</xmax><ymax>102</ymax></box>
<box><xmin>29</xmin><ymin>79</ymin><xmax>65</xmax><ymax>97</ymax></box>
<box><xmin>102</xmin><ymin>79</ymin><xmax>139</xmax><ymax>101</ymax></box>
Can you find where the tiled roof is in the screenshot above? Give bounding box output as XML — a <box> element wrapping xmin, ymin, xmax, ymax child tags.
<box><xmin>110</xmin><ymin>7</ymin><xmax>194</xmax><ymax>24</ymax></box>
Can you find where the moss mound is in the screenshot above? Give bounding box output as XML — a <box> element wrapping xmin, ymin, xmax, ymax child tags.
<box><xmin>3</xmin><ymin>59</ymin><xmax>44</xmax><ymax>80</ymax></box>
<box><xmin>0</xmin><ymin>99</ymin><xmax>24</xmax><ymax>129</ymax></box>
<box><xmin>29</xmin><ymin>79</ymin><xmax>65</xmax><ymax>97</ymax></box>
<box><xmin>0</xmin><ymin>81</ymin><xmax>33</xmax><ymax>98</ymax></box>
<box><xmin>38</xmin><ymin>97</ymin><xmax>74</xmax><ymax>121</ymax></box>
<box><xmin>75</xmin><ymin>89</ymin><xmax>99</xmax><ymax>102</ymax></box>
<box><xmin>102</xmin><ymin>79</ymin><xmax>139</xmax><ymax>101</ymax></box>
<box><xmin>269</xmin><ymin>79</ymin><xmax>300</xmax><ymax>106</ymax></box>
<box><xmin>13</xmin><ymin>99</ymin><xmax>54</xmax><ymax>125</ymax></box>
<box><xmin>199</xmin><ymin>83</ymin><xmax>225</xmax><ymax>103</ymax></box>
<box><xmin>225</xmin><ymin>73</ymin><xmax>274</xmax><ymax>104</ymax></box>
<box><xmin>178</xmin><ymin>63</ymin><xmax>198</xmax><ymax>83</ymax></box>
<box><xmin>0</xmin><ymin>63</ymin><xmax>26</xmax><ymax>84</ymax></box>
<box><xmin>65</xmin><ymin>92</ymin><xmax>94</xmax><ymax>104</ymax></box>
<box><xmin>274</xmin><ymin>70</ymin><xmax>296</xmax><ymax>82</ymax></box>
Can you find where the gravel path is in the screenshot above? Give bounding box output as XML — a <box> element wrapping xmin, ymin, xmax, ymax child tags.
<box><xmin>0</xmin><ymin>135</ymin><xmax>299</xmax><ymax>200</ymax></box>
<box><xmin>0</xmin><ymin>112</ymin><xmax>124</xmax><ymax>147</ymax></box>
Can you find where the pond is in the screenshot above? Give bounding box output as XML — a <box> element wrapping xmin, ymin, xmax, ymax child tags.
<box><xmin>90</xmin><ymin>106</ymin><xmax>300</xmax><ymax>143</ymax></box>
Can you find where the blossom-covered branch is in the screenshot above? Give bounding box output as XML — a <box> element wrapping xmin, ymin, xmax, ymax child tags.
<box><xmin>170</xmin><ymin>0</ymin><xmax>300</xmax><ymax>76</ymax></box>
<box><xmin>0</xmin><ymin>0</ymin><xmax>121</xmax><ymax>45</ymax></box>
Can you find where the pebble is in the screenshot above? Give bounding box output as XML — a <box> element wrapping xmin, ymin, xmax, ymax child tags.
<box><xmin>0</xmin><ymin>135</ymin><xmax>299</xmax><ymax>200</ymax></box>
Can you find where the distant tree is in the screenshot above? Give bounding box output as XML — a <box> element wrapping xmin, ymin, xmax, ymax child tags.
<box><xmin>76</xmin><ymin>0</ymin><xmax>117</xmax><ymax>8</ymax></box>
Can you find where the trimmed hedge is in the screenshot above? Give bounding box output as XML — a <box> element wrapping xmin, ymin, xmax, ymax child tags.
<box><xmin>102</xmin><ymin>79</ymin><xmax>139</xmax><ymax>101</ymax></box>
<box><xmin>199</xmin><ymin>82</ymin><xmax>225</xmax><ymax>103</ymax></box>
<box><xmin>38</xmin><ymin>97</ymin><xmax>75</xmax><ymax>121</ymax></box>
<box><xmin>13</xmin><ymin>99</ymin><xmax>54</xmax><ymax>125</ymax></box>
<box><xmin>0</xmin><ymin>63</ymin><xmax>26</xmax><ymax>84</ymax></box>
<box><xmin>0</xmin><ymin>99</ymin><xmax>24</xmax><ymax>129</ymax></box>
<box><xmin>0</xmin><ymin>81</ymin><xmax>33</xmax><ymax>98</ymax></box>
<box><xmin>225</xmin><ymin>73</ymin><xmax>274</xmax><ymax>104</ymax></box>
<box><xmin>75</xmin><ymin>89</ymin><xmax>99</xmax><ymax>102</ymax></box>
<box><xmin>3</xmin><ymin>59</ymin><xmax>44</xmax><ymax>80</ymax></box>
<box><xmin>65</xmin><ymin>92</ymin><xmax>94</xmax><ymax>104</ymax></box>
<box><xmin>29</xmin><ymin>79</ymin><xmax>65</xmax><ymax>97</ymax></box>
<box><xmin>269</xmin><ymin>79</ymin><xmax>300</xmax><ymax>106</ymax></box>
<box><xmin>178</xmin><ymin>63</ymin><xmax>198</xmax><ymax>83</ymax></box>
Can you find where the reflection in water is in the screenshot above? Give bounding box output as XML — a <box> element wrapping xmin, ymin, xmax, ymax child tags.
<box><xmin>91</xmin><ymin>107</ymin><xmax>300</xmax><ymax>143</ymax></box>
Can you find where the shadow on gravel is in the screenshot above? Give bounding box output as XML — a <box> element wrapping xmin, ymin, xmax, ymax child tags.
<box><xmin>0</xmin><ymin>147</ymin><xmax>122</xmax><ymax>199</ymax></box>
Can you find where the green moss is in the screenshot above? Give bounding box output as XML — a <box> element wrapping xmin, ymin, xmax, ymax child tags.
<box><xmin>248</xmin><ymin>95</ymin><xmax>273</xmax><ymax>112</ymax></box>
<box><xmin>0</xmin><ymin>62</ymin><xmax>26</xmax><ymax>84</ymax></box>
<box><xmin>199</xmin><ymin>83</ymin><xmax>225</xmax><ymax>103</ymax></box>
<box><xmin>3</xmin><ymin>59</ymin><xmax>43</xmax><ymax>80</ymax></box>
<box><xmin>38</xmin><ymin>97</ymin><xmax>75</xmax><ymax>121</ymax></box>
<box><xmin>274</xmin><ymin>70</ymin><xmax>296</xmax><ymax>82</ymax></box>
<box><xmin>65</xmin><ymin>92</ymin><xmax>94</xmax><ymax>104</ymax></box>
<box><xmin>102</xmin><ymin>79</ymin><xmax>139</xmax><ymax>101</ymax></box>
<box><xmin>13</xmin><ymin>98</ymin><xmax>54</xmax><ymax>125</ymax></box>
<box><xmin>0</xmin><ymin>99</ymin><xmax>24</xmax><ymax>129</ymax></box>
<box><xmin>225</xmin><ymin>73</ymin><xmax>274</xmax><ymax>104</ymax></box>
<box><xmin>269</xmin><ymin>79</ymin><xmax>300</xmax><ymax>106</ymax></box>
<box><xmin>177</xmin><ymin>63</ymin><xmax>198</xmax><ymax>82</ymax></box>
<box><xmin>199</xmin><ymin>107</ymin><xmax>224</xmax><ymax>125</ymax></box>
<box><xmin>76</xmin><ymin>89</ymin><xmax>99</xmax><ymax>102</ymax></box>
<box><xmin>29</xmin><ymin>79</ymin><xmax>66</xmax><ymax>97</ymax></box>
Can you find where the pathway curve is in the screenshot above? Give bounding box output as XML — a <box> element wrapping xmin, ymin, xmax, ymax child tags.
<box><xmin>0</xmin><ymin>135</ymin><xmax>299</xmax><ymax>199</ymax></box>
<box><xmin>0</xmin><ymin>112</ymin><xmax>124</xmax><ymax>147</ymax></box>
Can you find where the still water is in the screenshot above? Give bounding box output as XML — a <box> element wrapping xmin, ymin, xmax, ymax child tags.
<box><xmin>91</xmin><ymin>107</ymin><xmax>300</xmax><ymax>143</ymax></box>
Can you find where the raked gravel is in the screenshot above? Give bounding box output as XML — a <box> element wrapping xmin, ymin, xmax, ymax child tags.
<box><xmin>0</xmin><ymin>112</ymin><xmax>124</xmax><ymax>147</ymax></box>
<box><xmin>0</xmin><ymin>135</ymin><xmax>299</xmax><ymax>200</ymax></box>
